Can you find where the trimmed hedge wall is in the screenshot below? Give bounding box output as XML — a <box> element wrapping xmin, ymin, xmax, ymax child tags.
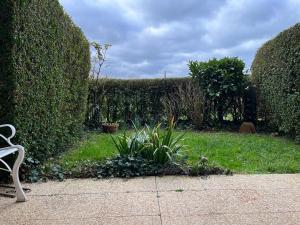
<box><xmin>252</xmin><ymin>23</ymin><xmax>300</xmax><ymax>142</ymax></box>
<box><xmin>0</xmin><ymin>1</ymin><xmax>90</xmax><ymax>162</ymax></box>
<box><xmin>86</xmin><ymin>75</ymin><xmax>250</xmax><ymax>129</ymax></box>
<box><xmin>86</xmin><ymin>78</ymin><xmax>191</xmax><ymax>128</ymax></box>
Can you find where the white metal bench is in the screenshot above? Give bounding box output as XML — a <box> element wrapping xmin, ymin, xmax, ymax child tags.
<box><xmin>0</xmin><ymin>124</ymin><xmax>26</xmax><ymax>202</ymax></box>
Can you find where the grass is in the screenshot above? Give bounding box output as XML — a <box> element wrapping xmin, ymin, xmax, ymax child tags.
<box><xmin>60</xmin><ymin>130</ymin><xmax>300</xmax><ymax>173</ymax></box>
<box><xmin>181</xmin><ymin>131</ymin><xmax>300</xmax><ymax>173</ymax></box>
<box><xmin>60</xmin><ymin>133</ymin><xmax>117</xmax><ymax>168</ymax></box>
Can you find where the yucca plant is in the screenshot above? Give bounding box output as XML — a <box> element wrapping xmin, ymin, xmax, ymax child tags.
<box><xmin>142</xmin><ymin>118</ymin><xmax>186</xmax><ymax>164</ymax></box>
<box><xmin>111</xmin><ymin>128</ymin><xmax>150</xmax><ymax>156</ymax></box>
<box><xmin>112</xmin><ymin>118</ymin><xmax>186</xmax><ymax>164</ymax></box>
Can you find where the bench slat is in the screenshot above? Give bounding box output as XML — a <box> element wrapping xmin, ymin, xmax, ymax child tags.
<box><xmin>0</xmin><ymin>147</ymin><xmax>18</xmax><ymax>158</ymax></box>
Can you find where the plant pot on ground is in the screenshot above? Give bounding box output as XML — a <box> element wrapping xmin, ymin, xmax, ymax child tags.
<box><xmin>102</xmin><ymin>123</ymin><xmax>119</xmax><ymax>133</ymax></box>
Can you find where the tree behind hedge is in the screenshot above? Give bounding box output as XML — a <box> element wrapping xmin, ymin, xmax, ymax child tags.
<box><xmin>188</xmin><ymin>57</ymin><xmax>247</xmax><ymax>125</ymax></box>
<box><xmin>0</xmin><ymin>1</ymin><xmax>90</xmax><ymax>163</ymax></box>
<box><xmin>251</xmin><ymin>23</ymin><xmax>300</xmax><ymax>142</ymax></box>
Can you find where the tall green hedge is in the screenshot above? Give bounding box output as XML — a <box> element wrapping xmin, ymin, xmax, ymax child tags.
<box><xmin>252</xmin><ymin>23</ymin><xmax>300</xmax><ymax>142</ymax></box>
<box><xmin>0</xmin><ymin>0</ymin><xmax>90</xmax><ymax>162</ymax></box>
<box><xmin>86</xmin><ymin>78</ymin><xmax>191</xmax><ymax>128</ymax></box>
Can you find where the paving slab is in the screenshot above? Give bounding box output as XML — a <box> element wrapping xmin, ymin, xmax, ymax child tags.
<box><xmin>3</xmin><ymin>216</ymin><xmax>161</xmax><ymax>225</ymax></box>
<box><xmin>162</xmin><ymin>212</ymin><xmax>300</xmax><ymax>225</ymax></box>
<box><xmin>0</xmin><ymin>174</ymin><xmax>299</xmax><ymax>225</ymax></box>
<box><xmin>208</xmin><ymin>188</ymin><xmax>300</xmax><ymax>214</ymax></box>
<box><xmin>61</xmin><ymin>177</ymin><xmax>156</xmax><ymax>194</ymax></box>
<box><xmin>158</xmin><ymin>191</ymin><xmax>218</xmax><ymax>216</ymax></box>
<box><xmin>157</xmin><ymin>174</ymin><xmax>300</xmax><ymax>191</ymax></box>
<box><xmin>25</xmin><ymin>181</ymin><xmax>69</xmax><ymax>196</ymax></box>
<box><xmin>200</xmin><ymin>174</ymin><xmax>300</xmax><ymax>190</ymax></box>
<box><xmin>156</xmin><ymin>176</ymin><xmax>205</xmax><ymax>191</ymax></box>
<box><xmin>161</xmin><ymin>214</ymin><xmax>230</xmax><ymax>225</ymax></box>
<box><xmin>0</xmin><ymin>181</ymin><xmax>68</xmax><ymax>197</ymax></box>
<box><xmin>2</xmin><ymin>216</ymin><xmax>161</xmax><ymax>225</ymax></box>
<box><xmin>1</xmin><ymin>192</ymin><xmax>159</xmax><ymax>220</ymax></box>
<box><xmin>225</xmin><ymin>212</ymin><xmax>300</xmax><ymax>225</ymax></box>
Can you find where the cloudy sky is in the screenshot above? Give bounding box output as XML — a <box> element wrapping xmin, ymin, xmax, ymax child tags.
<box><xmin>59</xmin><ymin>0</ymin><xmax>300</xmax><ymax>79</ymax></box>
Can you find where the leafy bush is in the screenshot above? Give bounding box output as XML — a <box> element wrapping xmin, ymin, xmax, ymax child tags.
<box><xmin>252</xmin><ymin>23</ymin><xmax>300</xmax><ymax>142</ymax></box>
<box><xmin>112</xmin><ymin>119</ymin><xmax>185</xmax><ymax>164</ymax></box>
<box><xmin>189</xmin><ymin>57</ymin><xmax>247</xmax><ymax>125</ymax></box>
<box><xmin>0</xmin><ymin>0</ymin><xmax>90</xmax><ymax>167</ymax></box>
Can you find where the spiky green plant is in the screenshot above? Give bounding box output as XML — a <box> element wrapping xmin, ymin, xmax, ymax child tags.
<box><xmin>112</xmin><ymin>118</ymin><xmax>186</xmax><ymax>164</ymax></box>
<box><xmin>142</xmin><ymin>118</ymin><xmax>186</xmax><ymax>164</ymax></box>
<box><xmin>111</xmin><ymin>130</ymin><xmax>148</xmax><ymax>156</ymax></box>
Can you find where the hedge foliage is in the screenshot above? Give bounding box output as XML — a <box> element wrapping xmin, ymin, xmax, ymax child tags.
<box><xmin>252</xmin><ymin>23</ymin><xmax>300</xmax><ymax>142</ymax></box>
<box><xmin>0</xmin><ymin>0</ymin><xmax>90</xmax><ymax>162</ymax></box>
<box><xmin>86</xmin><ymin>73</ymin><xmax>250</xmax><ymax>129</ymax></box>
<box><xmin>86</xmin><ymin>78</ymin><xmax>192</xmax><ymax>128</ymax></box>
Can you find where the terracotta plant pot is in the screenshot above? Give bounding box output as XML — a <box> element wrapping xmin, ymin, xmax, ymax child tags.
<box><xmin>102</xmin><ymin>123</ymin><xmax>119</xmax><ymax>133</ymax></box>
<box><xmin>239</xmin><ymin>122</ymin><xmax>256</xmax><ymax>134</ymax></box>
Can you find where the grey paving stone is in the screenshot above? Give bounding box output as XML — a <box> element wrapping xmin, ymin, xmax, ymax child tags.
<box><xmin>2</xmin><ymin>216</ymin><xmax>161</xmax><ymax>225</ymax></box>
<box><xmin>61</xmin><ymin>177</ymin><xmax>156</xmax><ymax>194</ymax></box>
<box><xmin>158</xmin><ymin>191</ymin><xmax>218</xmax><ymax>216</ymax></box>
<box><xmin>0</xmin><ymin>174</ymin><xmax>299</xmax><ymax>225</ymax></box>
<box><xmin>25</xmin><ymin>181</ymin><xmax>69</xmax><ymax>196</ymax></box>
<box><xmin>212</xmin><ymin>188</ymin><xmax>300</xmax><ymax>214</ymax></box>
<box><xmin>200</xmin><ymin>174</ymin><xmax>300</xmax><ymax>190</ymax></box>
<box><xmin>0</xmin><ymin>192</ymin><xmax>159</xmax><ymax>221</ymax></box>
<box><xmin>161</xmin><ymin>214</ymin><xmax>229</xmax><ymax>225</ymax></box>
<box><xmin>156</xmin><ymin>176</ymin><xmax>205</xmax><ymax>191</ymax></box>
<box><xmin>225</xmin><ymin>212</ymin><xmax>300</xmax><ymax>225</ymax></box>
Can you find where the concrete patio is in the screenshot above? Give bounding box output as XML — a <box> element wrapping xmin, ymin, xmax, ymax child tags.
<box><xmin>0</xmin><ymin>174</ymin><xmax>299</xmax><ymax>225</ymax></box>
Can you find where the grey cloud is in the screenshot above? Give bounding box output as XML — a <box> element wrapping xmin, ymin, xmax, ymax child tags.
<box><xmin>62</xmin><ymin>0</ymin><xmax>141</xmax><ymax>43</ymax></box>
<box><xmin>128</xmin><ymin>0</ymin><xmax>224</xmax><ymax>24</ymax></box>
<box><xmin>59</xmin><ymin>0</ymin><xmax>300</xmax><ymax>78</ymax></box>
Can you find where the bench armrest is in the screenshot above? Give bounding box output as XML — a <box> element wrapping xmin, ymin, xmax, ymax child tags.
<box><xmin>0</xmin><ymin>124</ymin><xmax>16</xmax><ymax>146</ymax></box>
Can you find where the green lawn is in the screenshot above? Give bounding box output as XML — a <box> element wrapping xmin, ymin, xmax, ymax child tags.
<box><xmin>60</xmin><ymin>131</ymin><xmax>300</xmax><ymax>173</ymax></box>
